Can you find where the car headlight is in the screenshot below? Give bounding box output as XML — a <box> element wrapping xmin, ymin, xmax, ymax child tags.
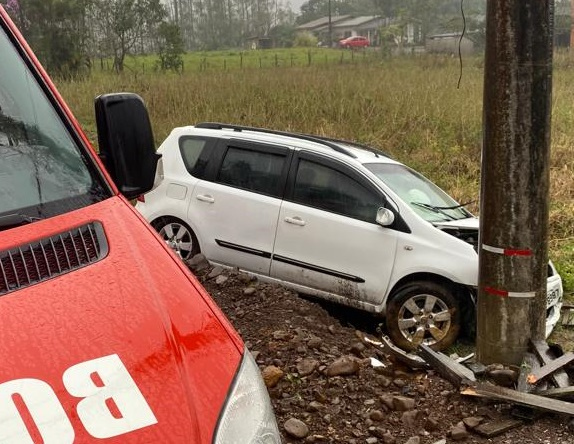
<box><xmin>214</xmin><ymin>350</ymin><xmax>281</xmax><ymax>444</ymax></box>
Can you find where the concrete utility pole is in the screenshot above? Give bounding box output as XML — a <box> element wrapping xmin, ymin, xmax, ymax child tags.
<box><xmin>477</xmin><ymin>0</ymin><xmax>554</xmax><ymax>365</ymax></box>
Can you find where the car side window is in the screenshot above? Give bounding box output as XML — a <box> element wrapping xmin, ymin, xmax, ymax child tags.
<box><xmin>217</xmin><ymin>146</ymin><xmax>285</xmax><ymax>197</ymax></box>
<box><xmin>293</xmin><ymin>159</ymin><xmax>381</xmax><ymax>223</ymax></box>
<box><xmin>179</xmin><ymin>136</ymin><xmax>217</xmax><ymax>179</ymax></box>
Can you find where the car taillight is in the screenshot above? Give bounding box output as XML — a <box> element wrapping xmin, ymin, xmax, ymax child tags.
<box><xmin>136</xmin><ymin>194</ymin><xmax>145</xmax><ymax>203</ymax></box>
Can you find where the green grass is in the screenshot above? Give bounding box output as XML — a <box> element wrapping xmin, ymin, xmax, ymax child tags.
<box><xmin>94</xmin><ymin>47</ymin><xmax>386</xmax><ymax>73</ymax></box>
<box><xmin>55</xmin><ymin>50</ymin><xmax>574</xmax><ymax>295</ymax></box>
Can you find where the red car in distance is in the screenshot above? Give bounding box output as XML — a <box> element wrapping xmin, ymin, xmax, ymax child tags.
<box><xmin>339</xmin><ymin>35</ymin><xmax>370</xmax><ymax>49</ymax></box>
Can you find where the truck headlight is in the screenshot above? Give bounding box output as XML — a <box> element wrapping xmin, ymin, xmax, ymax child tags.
<box><xmin>214</xmin><ymin>350</ymin><xmax>281</xmax><ymax>444</ymax></box>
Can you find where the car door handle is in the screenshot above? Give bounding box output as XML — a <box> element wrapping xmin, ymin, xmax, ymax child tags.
<box><xmin>196</xmin><ymin>194</ymin><xmax>215</xmax><ymax>203</ymax></box>
<box><xmin>284</xmin><ymin>216</ymin><xmax>306</xmax><ymax>226</ymax></box>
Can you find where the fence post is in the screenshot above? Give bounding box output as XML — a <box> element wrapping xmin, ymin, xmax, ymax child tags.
<box><xmin>240</xmin><ymin>52</ymin><xmax>243</xmax><ymax>69</ymax></box>
<box><xmin>307</xmin><ymin>50</ymin><xmax>312</xmax><ymax>66</ymax></box>
<box><xmin>275</xmin><ymin>54</ymin><xmax>278</xmax><ymax>67</ymax></box>
<box><xmin>224</xmin><ymin>59</ymin><xmax>226</xmax><ymax>70</ymax></box>
<box><xmin>259</xmin><ymin>57</ymin><xmax>262</xmax><ymax>68</ymax></box>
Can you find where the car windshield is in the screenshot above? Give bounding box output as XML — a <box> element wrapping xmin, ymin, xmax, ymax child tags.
<box><xmin>0</xmin><ymin>25</ymin><xmax>108</xmax><ymax>229</ymax></box>
<box><xmin>363</xmin><ymin>163</ymin><xmax>472</xmax><ymax>222</ymax></box>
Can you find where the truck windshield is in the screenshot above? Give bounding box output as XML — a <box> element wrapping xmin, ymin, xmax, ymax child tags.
<box><xmin>0</xmin><ymin>25</ymin><xmax>109</xmax><ymax>228</ymax></box>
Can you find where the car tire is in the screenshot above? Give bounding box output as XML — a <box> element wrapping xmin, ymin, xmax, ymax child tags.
<box><xmin>386</xmin><ymin>281</ymin><xmax>460</xmax><ymax>352</ymax></box>
<box><xmin>152</xmin><ymin>217</ymin><xmax>200</xmax><ymax>261</ymax></box>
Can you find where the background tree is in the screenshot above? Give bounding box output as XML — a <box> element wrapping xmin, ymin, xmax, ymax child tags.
<box><xmin>156</xmin><ymin>21</ymin><xmax>184</xmax><ymax>71</ymax></box>
<box><xmin>89</xmin><ymin>0</ymin><xmax>166</xmax><ymax>72</ymax></box>
<box><xmin>2</xmin><ymin>0</ymin><xmax>92</xmax><ymax>78</ymax></box>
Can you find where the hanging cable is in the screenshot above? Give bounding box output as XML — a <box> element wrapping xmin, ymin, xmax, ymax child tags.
<box><xmin>457</xmin><ymin>0</ymin><xmax>466</xmax><ymax>89</ymax></box>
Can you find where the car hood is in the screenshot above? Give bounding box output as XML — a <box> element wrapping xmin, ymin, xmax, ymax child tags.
<box><xmin>0</xmin><ymin>197</ymin><xmax>242</xmax><ymax>443</ymax></box>
<box><xmin>433</xmin><ymin>216</ymin><xmax>479</xmax><ymax>230</ymax></box>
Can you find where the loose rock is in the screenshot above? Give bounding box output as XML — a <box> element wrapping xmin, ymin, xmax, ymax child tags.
<box><xmin>262</xmin><ymin>365</ymin><xmax>284</xmax><ymax>388</ymax></box>
<box><xmin>215</xmin><ymin>275</ymin><xmax>228</xmax><ymax>285</ymax></box>
<box><xmin>284</xmin><ymin>417</ymin><xmax>309</xmax><ymax>439</ymax></box>
<box><xmin>297</xmin><ymin>358</ymin><xmax>319</xmax><ymax>376</ymax></box>
<box><xmin>449</xmin><ymin>421</ymin><xmax>468</xmax><ymax>441</ymax></box>
<box><xmin>392</xmin><ymin>396</ymin><xmax>416</xmax><ymax>411</ymax></box>
<box><xmin>325</xmin><ymin>356</ymin><xmax>360</xmax><ymax>377</ymax></box>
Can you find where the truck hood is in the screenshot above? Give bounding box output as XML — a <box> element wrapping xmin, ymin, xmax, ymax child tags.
<box><xmin>0</xmin><ymin>197</ymin><xmax>242</xmax><ymax>443</ymax></box>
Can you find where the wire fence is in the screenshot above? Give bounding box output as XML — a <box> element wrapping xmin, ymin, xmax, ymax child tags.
<box><xmin>93</xmin><ymin>48</ymin><xmax>412</xmax><ymax>74</ymax></box>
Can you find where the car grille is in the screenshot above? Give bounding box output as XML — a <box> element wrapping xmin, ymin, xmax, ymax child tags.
<box><xmin>0</xmin><ymin>222</ymin><xmax>107</xmax><ymax>295</ymax></box>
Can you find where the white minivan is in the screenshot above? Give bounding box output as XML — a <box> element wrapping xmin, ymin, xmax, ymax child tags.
<box><xmin>136</xmin><ymin>123</ymin><xmax>564</xmax><ymax>351</ymax></box>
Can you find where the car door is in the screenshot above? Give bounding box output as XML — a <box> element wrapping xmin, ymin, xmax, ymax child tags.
<box><xmin>270</xmin><ymin>152</ymin><xmax>399</xmax><ymax>307</ymax></box>
<box><xmin>188</xmin><ymin>139</ymin><xmax>291</xmax><ymax>275</ymax></box>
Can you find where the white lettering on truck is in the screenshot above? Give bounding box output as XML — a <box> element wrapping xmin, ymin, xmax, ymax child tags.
<box><xmin>0</xmin><ymin>354</ymin><xmax>157</xmax><ymax>443</ymax></box>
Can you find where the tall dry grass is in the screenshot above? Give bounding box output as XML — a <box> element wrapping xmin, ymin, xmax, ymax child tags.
<box><xmin>56</xmin><ymin>52</ymin><xmax>574</xmax><ymax>292</ymax></box>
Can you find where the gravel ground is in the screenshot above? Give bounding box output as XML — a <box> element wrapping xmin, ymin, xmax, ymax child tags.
<box><xmin>191</xmin><ymin>259</ymin><xmax>574</xmax><ymax>444</ymax></box>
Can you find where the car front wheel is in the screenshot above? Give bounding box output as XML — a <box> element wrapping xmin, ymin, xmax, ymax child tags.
<box><xmin>386</xmin><ymin>281</ymin><xmax>460</xmax><ymax>351</ymax></box>
<box><xmin>153</xmin><ymin>217</ymin><xmax>199</xmax><ymax>261</ymax></box>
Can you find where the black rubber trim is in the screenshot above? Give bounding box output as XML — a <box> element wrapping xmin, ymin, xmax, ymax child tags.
<box><xmin>215</xmin><ymin>239</ymin><xmax>271</xmax><ymax>258</ymax></box>
<box><xmin>272</xmin><ymin>255</ymin><xmax>365</xmax><ymax>283</ymax></box>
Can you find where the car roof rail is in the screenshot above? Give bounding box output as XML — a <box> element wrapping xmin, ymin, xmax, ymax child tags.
<box><xmin>195</xmin><ymin>122</ymin><xmax>358</xmax><ymax>159</ymax></box>
<box><xmin>305</xmin><ymin>134</ymin><xmax>391</xmax><ymax>159</ymax></box>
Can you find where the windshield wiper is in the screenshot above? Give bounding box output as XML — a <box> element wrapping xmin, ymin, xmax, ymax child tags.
<box><xmin>411</xmin><ymin>201</ymin><xmax>457</xmax><ymax>221</ymax></box>
<box><xmin>428</xmin><ymin>200</ymin><xmax>476</xmax><ymax>210</ymax></box>
<box><xmin>0</xmin><ymin>213</ymin><xmax>41</xmax><ymax>230</ymax></box>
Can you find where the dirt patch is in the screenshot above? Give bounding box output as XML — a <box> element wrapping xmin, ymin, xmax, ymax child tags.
<box><xmin>195</xmin><ymin>263</ymin><xmax>573</xmax><ymax>443</ymax></box>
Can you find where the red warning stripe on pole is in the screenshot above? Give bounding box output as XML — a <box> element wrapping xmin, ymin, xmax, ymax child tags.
<box><xmin>484</xmin><ymin>287</ymin><xmax>536</xmax><ymax>298</ymax></box>
<box><xmin>482</xmin><ymin>244</ymin><xmax>533</xmax><ymax>256</ymax></box>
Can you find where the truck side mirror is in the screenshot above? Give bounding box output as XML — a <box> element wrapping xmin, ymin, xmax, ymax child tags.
<box><xmin>95</xmin><ymin>93</ymin><xmax>160</xmax><ymax>200</ymax></box>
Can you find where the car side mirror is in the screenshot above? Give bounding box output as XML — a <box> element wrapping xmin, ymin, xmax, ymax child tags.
<box><xmin>376</xmin><ymin>207</ymin><xmax>395</xmax><ymax>227</ymax></box>
<box><xmin>95</xmin><ymin>93</ymin><xmax>161</xmax><ymax>200</ymax></box>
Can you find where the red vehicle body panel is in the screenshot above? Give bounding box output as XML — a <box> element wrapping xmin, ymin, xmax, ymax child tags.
<box><xmin>0</xmin><ymin>198</ymin><xmax>244</xmax><ymax>442</ymax></box>
<box><xmin>0</xmin><ymin>5</ymin><xmax>244</xmax><ymax>442</ymax></box>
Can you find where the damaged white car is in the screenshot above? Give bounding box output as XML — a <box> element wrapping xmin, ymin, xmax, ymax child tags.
<box><xmin>136</xmin><ymin>123</ymin><xmax>564</xmax><ymax>351</ymax></box>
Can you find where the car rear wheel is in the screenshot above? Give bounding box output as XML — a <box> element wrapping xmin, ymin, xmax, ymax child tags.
<box><xmin>152</xmin><ymin>217</ymin><xmax>199</xmax><ymax>261</ymax></box>
<box><xmin>386</xmin><ymin>281</ymin><xmax>460</xmax><ymax>351</ymax></box>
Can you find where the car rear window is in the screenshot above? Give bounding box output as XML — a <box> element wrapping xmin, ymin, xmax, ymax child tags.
<box><xmin>179</xmin><ymin>136</ymin><xmax>217</xmax><ymax>179</ymax></box>
<box><xmin>217</xmin><ymin>147</ymin><xmax>285</xmax><ymax>197</ymax></box>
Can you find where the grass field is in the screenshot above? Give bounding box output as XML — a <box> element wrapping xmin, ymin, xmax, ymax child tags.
<box><xmin>56</xmin><ymin>49</ymin><xmax>574</xmax><ymax>298</ymax></box>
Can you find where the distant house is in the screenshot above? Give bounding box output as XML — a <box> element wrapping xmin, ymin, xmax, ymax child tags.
<box><xmin>330</xmin><ymin>16</ymin><xmax>388</xmax><ymax>45</ymax></box>
<box><xmin>296</xmin><ymin>15</ymin><xmax>424</xmax><ymax>47</ymax></box>
<box><xmin>296</xmin><ymin>15</ymin><xmax>353</xmax><ymax>34</ymax></box>
<box><xmin>246</xmin><ymin>36</ymin><xmax>273</xmax><ymax>50</ymax></box>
